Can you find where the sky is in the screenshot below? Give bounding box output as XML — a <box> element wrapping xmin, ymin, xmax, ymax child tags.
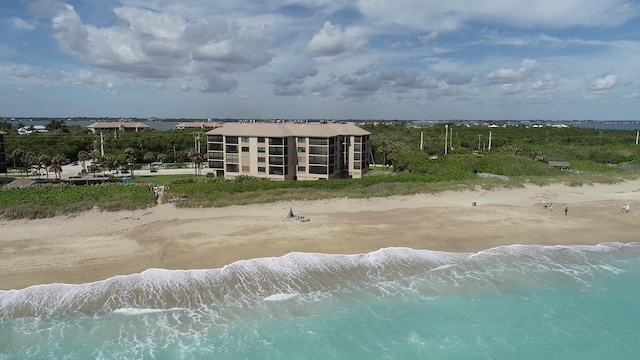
<box><xmin>1</xmin><ymin>0</ymin><xmax>640</xmax><ymax>120</ymax></box>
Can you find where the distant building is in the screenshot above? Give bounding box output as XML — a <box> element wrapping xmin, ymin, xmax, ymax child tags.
<box><xmin>206</xmin><ymin>122</ymin><xmax>371</xmax><ymax>180</ymax></box>
<box><xmin>86</xmin><ymin>122</ymin><xmax>150</xmax><ymax>134</ymax></box>
<box><xmin>175</xmin><ymin>121</ymin><xmax>222</xmax><ymax>130</ymax></box>
<box><xmin>17</xmin><ymin>125</ymin><xmax>48</xmax><ymax>135</ymax></box>
<box><xmin>0</xmin><ymin>131</ymin><xmax>6</xmax><ymax>173</ymax></box>
<box><xmin>548</xmin><ymin>161</ymin><xmax>570</xmax><ymax>170</ymax></box>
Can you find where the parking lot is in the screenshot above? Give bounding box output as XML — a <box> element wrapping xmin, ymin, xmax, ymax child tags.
<box><xmin>58</xmin><ymin>162</ymin><xmax>202</xmax><ymax>179</ymax></box>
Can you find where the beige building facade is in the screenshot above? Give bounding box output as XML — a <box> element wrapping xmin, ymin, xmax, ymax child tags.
<box><xmin>206</xmin><ymin>122</ymin><xmax>371</xmax><ymax>180</ymax></box>
<box><xmin>87</xmin><ymin>122</ymin><xmax>150</xmax><ymax>134</ymax></box>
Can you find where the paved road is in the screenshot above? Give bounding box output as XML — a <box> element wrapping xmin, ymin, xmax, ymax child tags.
<box><xmin>54</xmin><ymin>162</ymin><xmax>204</xmax><ymax>179</ymax></box>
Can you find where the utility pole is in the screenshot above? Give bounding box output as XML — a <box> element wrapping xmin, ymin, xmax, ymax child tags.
<box><xmin>488</xmin><ymin>131</ymin><xmax>492</xmax><ymax>152</ymax></box>
<box><xmin>100</xmin><ymin>132</ymin><xmax>104</xmax><ymax>157</ymax></box>
<box><xmin>444</xmin><ymin>124</ymin><xmax>448</xmax><ymax>155</ymax></box>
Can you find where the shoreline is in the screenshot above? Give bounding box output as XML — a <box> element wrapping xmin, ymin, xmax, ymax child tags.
<box><xmin>1</xmin><ymin>181</ymin><xmax>639</xmax><ymax>290</ymax></box>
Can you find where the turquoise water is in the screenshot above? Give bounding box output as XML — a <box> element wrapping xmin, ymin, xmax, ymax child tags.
<box><xmin>1</xmin><ymin>243</ymin><xmax>640</xmax><ymax>359</ymax></box>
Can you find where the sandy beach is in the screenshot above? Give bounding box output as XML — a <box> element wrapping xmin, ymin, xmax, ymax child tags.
<box><xmin>1</xmin><ymin>181</ymin><xmax>639</xmax><ymax>290</ymax></box>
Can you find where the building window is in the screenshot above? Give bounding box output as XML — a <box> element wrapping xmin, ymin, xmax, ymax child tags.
<box><xmin>258</xmin><ymin>157</ymin><xmax>266</xmax><ymax>163</ymax></box>
<box><xmin>208</xmin><ymin>143</ymin><xmax>223</xmax><ymax>151</ymax></box>
<box><xmin>297</xmin><ymin>166</ymin><xmax>306</xmax><ymax>172</ymax></box>
<box><xmin>269</xmin><ymin>166</ymin><xmax>284</xmax><ymax>175</ymax></box>
<box><xmin>226</xmin><ymin>164</ymin><xmax>239</xmax><ymax>172</ymax></box>
<box><xmin>242</xmin><ymin>137</ymin><xmax>249</xmax><ymax>142</ymax></box>
<box><xmin>297</xmin><ymin>147</ymin><xmax>306</xmax><ymax>153</ymax></box>
<box><xmin>309</xmin><ymin>156</ymin><xmax>327</xmax><ymax>165</ymax></box>
<box><xmin>226</xmin><ymin>136</ymin><xmax>238</xmax><ymax>144</ymax></box>
<box><xmin>258</xmin><ymin>137</ymin><xmax>265</xmax><ymax>143</ymax></box>
<box><xmin>242</xmin><ymin>147</ymin><xmax>249</xmax><ymax>152</ymax></box>
<box><xmin>258</xmin><ymin>166</ymin><xmax>266</xmax><ymax>172</ymax></box>
<box><xmin>309</xmin><ymin>165</ymin><xmax>327</xmax><ymax>174</ymax></box>
<box><xmin>298</xmin><ymin>137</ymin><xmax>306</xmax><ymax>143</ymax></box>
<box><xmin>309</xmin><ymin>138</ymin><xmax>328</xmax><ymax>146</ymax></box>
<box><xmin>258</xmin><ymin>147</ymin><xmax>266</xmax><ymax>153</ymax></box>
<box><xmin>226</xmin><ymin>145</ymin><xmax>238</xmax><ymax>153</ymax></box>
<box><xmin>269</xmin><ymin>137</ymin><xmax>285</xmax><ymax>146</ymax></box>
<box><xmin>269</xmin><ymin>156</ymin><xmax>284</xmax><ymax>165</ymax></box>
<box><xmin>226</xmin><ymin>154</ymin><xmax>239</xmax><ymax>163</ymax></box>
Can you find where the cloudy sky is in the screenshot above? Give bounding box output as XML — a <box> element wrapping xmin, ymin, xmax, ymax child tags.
<box><xmin>1</xmin><ymin>0</ymin><xmax>640</xmax><ymax>120</ymax></box>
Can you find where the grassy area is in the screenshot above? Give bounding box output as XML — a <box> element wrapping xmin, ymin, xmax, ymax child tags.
<box><xmin>3</xmin><ymin>152</ymin><xmax>640</xmax><ymax>219</ymax></box>
<box><xmin>161</xmin><ymin>169</ymin><xmax>640</xmax><ymax>209</ymax></box>
<box><xmin>0</xmin><ymin>183</ymin><xmax>157</xmax><ymax>219</ymax></box>
<box><xmin>133</xmin><ymin>173</ymin><xmax>199</xmax><ymax>185</ymax></box>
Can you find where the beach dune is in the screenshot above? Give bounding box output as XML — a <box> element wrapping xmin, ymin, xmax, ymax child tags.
<box><xmin>1</xmin><ymin>182</ymin><xmax>638</xmax><ymax>290</ymax></box>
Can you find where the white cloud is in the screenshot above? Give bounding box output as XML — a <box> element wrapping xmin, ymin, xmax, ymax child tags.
<box><xmin>200</xmin><ymin>74</ymin><xmax>239</xmax><ymax>93</ymax></box>
<box><xmin>501</xmin><ymin>83</ymin><xmax>524</xmax><ymax>95</ymax></box>
<box><xmin>486</xmin><ymin>59</ymin><xmax>539</xmax><ymax>84</ymax></box>
<box><xmin>589</xmin><ymin>74</ymin><xmax>618</xmax><ymax>91</ymax></box>
<box><xmin>11</xmin><ymin>64</ymin><xmax>115</xmax><ymax>92</ymax></box>
<box><xmin>306</xmin><ymin>21</ymin><xmax>367</xmax><ymax>57</ymax></box>
<box><xmin>7</xmin><ymin>17</ymin><xmax>37</xmax><ymax>31</ymax></box>
<box><xmin>418</xmin><ymin>31</ymin><xmax>439</xmax><ymax>44</ymax></box>
<box><xmin>531</xmin><ymin>74</ymin><xmax>559</xmax><ymax>90</ymax></box>
<box><xmin>357</xmin><ymin>0</ymin><xmax>637</xmax><ymax>31</ymax></box>
<box><xmin>35</xmin><ymin>3</ymin><xmax>273</xmax><ymax>88</ymax></box>
<box><xmin>625</xmin><ymin>92</ymin><xmax>640</xmax><ymax>101</ymax></box>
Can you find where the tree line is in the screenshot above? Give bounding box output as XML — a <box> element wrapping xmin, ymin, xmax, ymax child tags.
<box><xmin>362</xmin><ymin>121</ymin><xmax>640</xmax><ymax>169</ymax></box>
<box><xmin>2</xmin><ymin>120</ymin><xmax>207</xmax><ymax>175</ymax></box>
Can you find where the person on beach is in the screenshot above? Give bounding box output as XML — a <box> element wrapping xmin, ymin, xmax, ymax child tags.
<box><xmin>564</xmin><ymin>206</ymin><xmax>568</xmax><ymax>215</ymax></box>
<box><xmin>549</xmin><ymin>203</ymin><xmax>553</xmax><ymax>212</ymax></box>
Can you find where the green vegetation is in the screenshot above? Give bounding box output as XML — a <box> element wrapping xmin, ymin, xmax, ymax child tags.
<box><xmin>161</xmin><ymin>153</ymin><xmax>638</xmax><ymax>208</ymax></box>
<box><xmin>3</xmin><ymin>120</ymin><xmax>640</xmax><ymax>219</ymax></box>
<box><xmin>0</xmin><ymin>183</ymin><xmax>157</xmax><ymax>219</ymax></box>
<box><xmin>2</xmin><ymin>119</ymin><xmax>205</xmax><ymax>175</ymax></box>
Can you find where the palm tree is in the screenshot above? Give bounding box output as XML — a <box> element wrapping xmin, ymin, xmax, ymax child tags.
<box><xmin>376</xmin><ymin>139</ymin><xmax>393</xmax><ymax>165</ymax></box>
<box><xmin>11</xmin><ymin>148</ymin><xmax>24</xmax><ymax>173</ymax></box>
<box><xmin>24</xmin><ymin>151</ymin><xmax>37</xmax><ymax>175</ymax></box>
<box><xmin>38</xmin><ymin>154</ymin><xmax>51</xmax><ymax>179</ymax></box>
<box><xmin>90</xmin><ymin>150</ymin><xmax>103</xmax><ymax>176</ymax></box>
<box><xmin>50</xmin><ymin>155</ymin><xmax>65</xmax><ymax>180</ymax></box>
<box><xmin>187</xmin><ymin>149</ymin><xmax>206</xmax><ymax>175</ymax></box>
<box><xmin>123</xmin><ymin>148</ymin><xmax>136</xmax><ymax>177</ymax></box>
<box><xmin>143</xmin><ymin>151</ymin><xmax>155</xmax><ymax>168</ymax></box>
<box><xmin>45</xmin><ymin>119</ymin><xmax>66</xmax><ymax>133</ymax></box>
<box><xmin>78</xmin><ymin>150</ymin><xmax>90</xmax><ymax>173</ymax></box>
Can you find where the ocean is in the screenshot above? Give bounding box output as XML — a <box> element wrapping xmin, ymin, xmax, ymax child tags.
<box><xmin>1</xmin><ymin>243</ymin><xmax>639</xmax><ymax>359</ymax></box>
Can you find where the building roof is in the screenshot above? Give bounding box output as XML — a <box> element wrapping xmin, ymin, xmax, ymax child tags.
<box><xmin>175</xmin><ymin>121</ymin><xmax>222</xmax><ymax>129</ymax></box>
<box><xmin>87</xmin><ymin>122</ymin><xmax>150</xmax><ymax>129</ymax></box>
<box><xmin>205</xmin><ymin>122</ymin><xmax>370</xmax><ymax>137</ymax></box>
<box><xmin>3</xmin><ymin>177</ymin><xmax>36</xmax><ymax>189</ymax></box>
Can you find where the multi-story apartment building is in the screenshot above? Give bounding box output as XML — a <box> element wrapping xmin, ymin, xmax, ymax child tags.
<box><xmin>87</xmin><ymin>122</ymin><xmax>150</xmax><ymax>134</ymax></box>
<box><xmin>0</xmin><ymin>131</ymin><xmax>6</xmax><ymax>173</ymax></box>
<box><xmin>206</xmin><ymin>122</ymin><xmax>371</xmax><ymax>180</ymax></box>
